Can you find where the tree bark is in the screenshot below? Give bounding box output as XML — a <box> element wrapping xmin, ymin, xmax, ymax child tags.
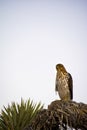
<box><xmin>24</xmin><ymin>100</ymin><xmax>87</xmax><ymax>130</ymax></box>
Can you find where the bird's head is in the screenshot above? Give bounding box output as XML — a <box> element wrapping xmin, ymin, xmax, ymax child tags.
<box><xmin>56</xmin><ymin>64</ymin><xmax>67</xmax><ymax>73</ymax></box>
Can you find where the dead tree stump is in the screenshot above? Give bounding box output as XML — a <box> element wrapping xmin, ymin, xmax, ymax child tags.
<box><xmin>24</xmin><ymin>100</ymin><xmax>87</xmax><ymax>130</ymax></box>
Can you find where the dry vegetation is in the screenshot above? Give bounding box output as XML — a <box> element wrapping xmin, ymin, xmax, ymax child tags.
<box><xmin>24</xmin><ymin>100</ymin><xmax>87</xmax><ymax>130</ymax></box>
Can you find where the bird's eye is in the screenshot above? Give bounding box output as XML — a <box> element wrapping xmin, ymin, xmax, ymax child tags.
<box><xmin>60</xmin><ymin>67</ymin><xmax>63</xmax><ymax>71</ymax></box>
<box><xmin>60</xmin><ymin>66</ymin><xmax>62</xmax><ymax>69</ymax></box>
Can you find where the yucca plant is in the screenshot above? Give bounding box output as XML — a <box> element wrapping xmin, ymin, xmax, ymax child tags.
<box><xmin>0</xmin><ymin>98</ymin><xmax>43</xmax><ymax>130</ymax></box>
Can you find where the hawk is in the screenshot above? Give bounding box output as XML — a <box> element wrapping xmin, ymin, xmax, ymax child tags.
<box><xmin>55</xmin><ymin>64</ymin><xmax>73</xmax><ymax>100</ymax></box>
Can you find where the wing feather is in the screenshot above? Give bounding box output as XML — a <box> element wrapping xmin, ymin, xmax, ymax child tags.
<box><xmin>68</xmin><ymin>73</ymin><xmax>73</xmax><ymax>100</ymax></box>
<box><xmin>55</xmin><ymin>80</ymin><xmax>58</xmax><ymax>92</ymax></box>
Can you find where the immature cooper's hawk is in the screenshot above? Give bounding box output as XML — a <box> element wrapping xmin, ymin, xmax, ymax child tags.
<box><xmin>55</xmin><ymin>64</ymin><xmax>73</xmax><ymax>100</ymax></box>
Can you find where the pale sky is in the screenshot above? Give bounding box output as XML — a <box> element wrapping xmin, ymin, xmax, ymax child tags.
<box><xmin>0</xmin><ymin>0</ymin><xmax>87</xmax><ymax>109</ymax></box>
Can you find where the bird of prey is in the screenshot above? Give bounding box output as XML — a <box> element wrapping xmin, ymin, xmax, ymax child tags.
<box><xmin>55</xmin><ymin>64</ymin><xmax>73</xmax><ymax>100</ymax></box>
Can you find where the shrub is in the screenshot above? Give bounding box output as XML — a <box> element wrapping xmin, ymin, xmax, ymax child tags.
<box><xmin>0</xmin><ymin>98</ymin><xmax>43</xmax><ymax>130</ymax></box>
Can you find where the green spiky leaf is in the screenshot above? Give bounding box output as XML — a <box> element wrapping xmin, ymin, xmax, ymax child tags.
<box><xmin>0</xmin><ymin>98</ymin><xmax>43</xmax><ymax>130</ymax></box>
